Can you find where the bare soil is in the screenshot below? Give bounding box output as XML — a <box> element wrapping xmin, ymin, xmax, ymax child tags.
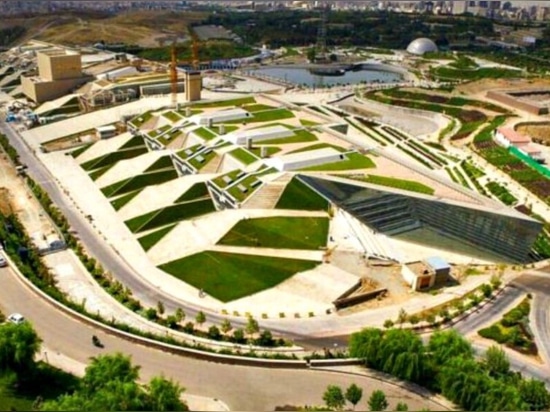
<box><xmin>516</xmin><ymin>123</ymin><xmax>550</xmax><ymax>144</ymax></box>
<box><xmin>2</xmin><ymin>11</ymin><xmax>207</xmax><ymax>48</ymax></box>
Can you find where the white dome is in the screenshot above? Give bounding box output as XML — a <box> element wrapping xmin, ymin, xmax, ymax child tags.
<box><xmin>406</xmin><ymin>38</ymin><xmax>438</xmax><ymax>55</ymax></box>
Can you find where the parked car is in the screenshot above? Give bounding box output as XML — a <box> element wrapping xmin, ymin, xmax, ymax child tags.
<box><xmin>7</xmin><ymin>313</ymin><xmax>25</xmax><ymax>325</ymax></box>
<box><xmin>0</xmin><ymin>255</ymin><xmax>7</xmax><ymax>268</ymax></box>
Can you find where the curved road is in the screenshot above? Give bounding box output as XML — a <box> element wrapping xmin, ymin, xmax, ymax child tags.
<box><xmin>0</xmin><ymin>121</ymin><xmax>338</xmax><ymax>348</ymax></box>
<box><xmin>0</xmin><ymin>264</ymin><xmax>442</xmax><ymax>411</ymax></box>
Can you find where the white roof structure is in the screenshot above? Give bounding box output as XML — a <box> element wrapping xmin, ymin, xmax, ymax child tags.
<box><xmin>223</xmin><ymin>125</ymin><xmax>293</xmax><ymax>145</ymax></box>
<box><xmin>265</xmin><ymin>147</ymin><xmax>345</xmax><ymax>171</ymax></box>
<box><xmin>406</xmin><ymin>38</ymin><xmax>438</xmax><ymax>55</ymax></box>
<box><xmin>193</xmin><ymin>108</ymin><xmax>251</xmax><ymax>126</ymax></box>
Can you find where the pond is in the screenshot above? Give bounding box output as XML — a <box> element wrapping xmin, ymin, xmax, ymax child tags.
<box><xmin>246</xmin><ymin>67</ymin><xmax>402</xmax><ymax>87</ymax></box>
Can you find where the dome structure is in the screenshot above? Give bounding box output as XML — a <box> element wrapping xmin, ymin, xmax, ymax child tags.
<box><xmin>406</xmin><ymin>38</ymin><xmax>438</xmax><ymax>55</ymax></box>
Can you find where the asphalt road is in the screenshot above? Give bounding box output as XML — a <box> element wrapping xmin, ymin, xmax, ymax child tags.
<box><xmin>0</xmin><ymin>121</ymin><xmax>341</xmax><ymax>349</ymax></box>
<box><xmin>0</xmin><ymin>264</ymin><xmax>443</xmax><ymax>411</ymax></box>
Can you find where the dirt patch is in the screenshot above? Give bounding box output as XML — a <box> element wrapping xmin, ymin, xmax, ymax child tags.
<box><xmin>516</xmin><ymin>123</ymin><xmax>550</xmax><ymax>144</ymax></box>
<box><xmin>0</xmin><ymin>187</ymin><xmax>14</xmax><ymax>216</ymax></box>
<box><xmin>457</xmin><ymin>77</ymin><xmax>550</xmax><ymax>96</ymax></box>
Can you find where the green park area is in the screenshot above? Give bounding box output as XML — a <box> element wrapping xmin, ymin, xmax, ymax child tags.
<box><xmin>81</xmin><ymin>146</ymin><xmax>148</xmax><ymax>172</ymax></box>
<box><xmin>478</xmin><ymin>297</ymin><xmax>536</xmax><ymax>355</ymax></box>
<box><xmin>159</xmin><ymin>251</ymin><xmax>319</xmax><ymax>302</ymax></box>
<box><xmin>218</xmin><ymin>216</ymin><xmax>329</xmax><ymax>250</ymax></box>
<box><xmin>300</xmin><ymin>152</ymin><xmax>375</xmax><ymax>171</ymax></box>
<box><xmin>276</xmin><ymin>177</ymin><xmax>329</xmax><ymax>211</ymax></box>
<box><xmin>125</xmin><ymin>198</ymin><xmax>216</xmax><ymax>233</ymax></box>
<box><xmin>101</xmin><ymin>169</ymin><xmax>178</xmax><ymax>198</ymax></box>
<box><xmin>350</xmin><ymin>174</ymin><xmax>434</xmax><ymax>195</ymax></box>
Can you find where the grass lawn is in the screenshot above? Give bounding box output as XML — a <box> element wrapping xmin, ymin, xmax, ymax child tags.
<box><xmin>138</xmin><ymin>224</ymin><xmax>177</xmax><ymax>251</ymax></box>
<box><xmin>249</xmin><ymin>146</ymin><xmax>281</xmax><ymax>157</ymax></box>
<box><xmin>193</xmin><ymin>127</ymin><xmax>218</xmax><ymax>140</ymax></box>
<box><xmin>188</xmin><ymin>151</ymin><xmax>217</xmax><ymax>170</ymax></box>
<box><xmin>226</xmin><ymin>108</ymin><xmax>295</xmax><ymax>124</ymax></box>
<box><xmin>129</xmin><ymin>111</ymin><xmax>153</xmax><ymax>128</ymax></box>
<box><xmin>174</xmin><ymin>182</ymin><xmax>210</xmax><ymax>202</ymax></box>
<box><xmin>162</xmin><ymin>111</ymin><xmax>183</xmax><ymax>122</ymax></box>
<box><xmin>159</xmin><ymin>251</ymin><xmax>319</xmax><ymax>302</ymax></box>
<box><xmin>88</xmin><ymin>164</ymin><xmax>114</xmax><ymax>181</ymax></box>
<box><xmin>159</xmin><ymin>130</ymin><xmax>183</xmax><ymax>146</ymax></box>
<box><xmin>81</xmin><ymin>147</ymin><xmax>149</xmax><ymax>171</ymax></box>
<box><xmin>350</xmin><ymin>174</ymin><xmax>435</xmax><ymax>195</ymax></box>
<box><xmin>211</xmin><ymin>125</ymin><xmax>238</xmax><ymax>134</ymax></box>
<box><xmin>431</xmin><ymin>66</ymin><xmax>521</xmax><ymax>81</ymax></box>
<box><xmin>101</xmin><ymin>169</ymin><xmax>178</xmax><ymax>198</ymax></box>
<box><xmin>300</xmin><ymin>119</ymin><xmax>321</xmax><ymax>126</ymax></box>
<box><xmin>144</xmin><ymin>155</ymin><xmax>174</xmax><ymax>172</ymax></box>
<box><xmin>299</xmin><ymin>152</ymin><xmax>375</xmax><ymax>171</ymax></box>
<box><xmin>119</xmin><ymin>135</ymin><xmax>146</xmax><ymax>149</ymax></box>
<box><xmin>259</xmin><ymin>129</ymin><xmax>318</xmax><ymax>145</ymax></box>
<box><xmin>276</xmin><ymin>177</ymin><xmax>329</xmax><ymax>211</ymax></box>
<box><xmin>244</xmin><ymin>103</ymin><xmax>277</xmax><ymax>112</ymax></box>
<box><xmin>287</xmin><ymin>142</ymin><xmax>347</xmax><ymax>154</ymax></box>
<box><xmin>228</xmin><ymin>147</ymin><xmax>259</xmax><ymax>165</ymax></box>
<box><xmin>111</xmin><ymin>189</ymin><xmax>142</xmax><ymax>211</ymax></box>
<box><xmin>191</xmin><ymin>96</ymin><xmax>255</xmax><ymax>108</ymax></box>
<box><xmin>70</xmin><ymin>143</ymin><xmax>93</xmax><ymax>158</ymax></box>
<box><xmin>226</xmin><ymin>176</ymin><xmax>262</xmax><ymax>202</ymax></box>
<box><xmin>218</xmin><ymin>216</ymin><xmax>329</xmax><ymax>250</ymax></box>
<box><xmin>211</xmin><ymin>169</ymin><xmax>244</xmax><ymax>189</ymax></box>
<box><xmin>126</xmin><ymin>198</ymin><xmax>216</xmax><ymax>233</ymax></box>
<box><xmin>147</xmin><ymin>125</ymin><xmax>171</xmax><ymax>138</ymax></box>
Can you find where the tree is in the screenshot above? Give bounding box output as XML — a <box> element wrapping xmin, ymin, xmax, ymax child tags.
<box><xmin>368</xmin><ymin>390</ymin><xmax>388</xmax><ymax>411</ymax></box>
<box><xmin>427</xmin><ymin>330</ymin><xmax>474</xmax><ymax>370</ymax></box>
<box><xmin>397</xmin><ymin>308</ymin><xmax>408</xmax><ymax>327</ymax></box>
<box><xmin>323</xmin><ymin>385</ymin><xmax>346</xmax><ymax>410</ymax></box>
<box><xmin>175</xmin><ymin>308</ymin><xmax>185</xmax><ymax>323</ymax></box>
<box><xmin>232</xmin><ymin>328</ymin><xmax>246</xmax><ymax>344</ymax></box>
<box><xmin>195</xmin><ymin>311</ymin><xmax>206</xmax><ymax>327</ymax></box>
<box><xmin>395</xmin><ymin>402</ymin><xmax>408</xmax><ymax>411</ymax></box>
<box><xmin>147</xmin><ymin>375</ymin><xmax>188</xmax><ymax>411</ymax></box>
<box><xmin>157</xmin><ymin>301</ymin><xmax>165</xmax><ymax>315</ymax></box>
<box><xmin>519</xmin><ymin>378</ymin><xmax>550</xmax><ymax>411</ymax></box>
<box><xmin>0</xmin><ymin>322</ymin><xmax>41</xmax><ymax>376</ymax></box>
<box><xmin>42</xmin><ymin>353</ymin><xmax>189</xmax><ymax>411</ymax></box>
<box><xmin>483</xmin><ymin>345</ymin><xmax>510</xmax><ymax>378</ymax></box>
<box><xmin>221</xmin><ymin>319</ymin><xmax>232</xmax><ymax>334</ymax></box>
<box><xmin>245</xmin><ymin>316</ymin><xmax>260</xmax><ymax>340</ymax></box>
<box><xmin>81</xmin><ymin>353</ymin><xmax>140</xmax><ymax>396</ymax></box>
<box><xmin>345</xmin><ymin>383</ymin><xmax>363</xmax><ymax>410</ymax></box>
<box><xmin>207</xmin><ymin>325</ymin><xmax>221</xmax><ymax>340</ymax></box>
<box><xmin>306</xmin><ymin>47</ymin><xmax>316</xmax><ymax>62</ymax></box>
<box><xmin>480</xmin><ymin>283</ymin><xmax>493</xmax><ymax>298</ymax></box>
<box><xmin>383</xmin><ymin>319</ymin><xmax>394</xmax><ymax>329</ymax></box>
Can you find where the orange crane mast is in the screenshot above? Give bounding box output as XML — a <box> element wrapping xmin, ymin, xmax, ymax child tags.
<box><xmin>170</xmin><ymin>31</ymin><xmax>200</xmax><ymax>107</ymax></box>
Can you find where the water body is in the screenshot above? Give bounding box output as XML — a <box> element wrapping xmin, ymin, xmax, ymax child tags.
<box><xmin>247</xmin><ymin>67</ymin><xmax>402</xmax><ymax>87</ymax></box>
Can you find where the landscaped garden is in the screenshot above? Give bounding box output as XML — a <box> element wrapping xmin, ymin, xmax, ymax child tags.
<box><xmin>348</xmin><ymin>174</ymin><xmax>435</xmax><ymax>195</ymax></box>
<box><xmin>81</xmin><ymin>146</ymin><xmax>149</xmax><ymax>171</ymax></box>
<box><xmin>101</xmin><ymin>169</ymin><xmax>178</xmax><ymax>198</ymax></box>
<box><xmin>363</xmin><ymin>90</ymin><xmax>488</xmax><ymax>141</ymax></box>
<box><xmin>486</xmin><ymin>181</ymin><xmax>517</xmax><ymax>206</ymax></box>
<box><xmin>299</xmin><ymin>152</ymin><xmax>375</xmax><ymax>171</ymax></box>
<box><xmin>137</xmin><ymin>224</ymin><xmax>177</xmax><ymax>251</ymax></box>
<box><xmin>276</xmin><ymin>177</ymin><xmax>329</xmax><ymax>211</ymax></box>
<box><xmin>159</xmin><ymin>251</ymin><xmax>319</xmax><ymax>302</ymax></box>
<box><xmin>478</xmin><ymin>297</ymin><xmax>536</xmax><ymax>355</ymax></box>
<box><xmin>125</xmin><ymin>198</ymin><xmax>216</xmax><ymax>233</ymax></box>
<box><xmin>218</xmin><ymin>216</ymin><xmax>329</xmax><ymax>250</ymax></box>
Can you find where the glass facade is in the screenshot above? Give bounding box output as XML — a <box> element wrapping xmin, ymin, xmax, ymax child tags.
<box><xmin>299</xmin><ymin>175</ymin><xmax>542</xmax><ymax>263</ymax></box>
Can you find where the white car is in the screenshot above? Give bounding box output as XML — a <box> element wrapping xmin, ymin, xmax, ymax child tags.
<box><xmin>7</xmin><ymin>313</ymin><xmax>25</xmax><ymax>325</ymax></box>
<box><xmin>0</xmin><ymin>255</ymin><xmax>7</xmax><ymax>268</ymax></box>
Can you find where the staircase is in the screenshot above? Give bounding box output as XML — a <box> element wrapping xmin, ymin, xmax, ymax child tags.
<box><xmin>241</xmin><ymin>174</ymin><xmax>293</xmax><ymax>209</ymax></box>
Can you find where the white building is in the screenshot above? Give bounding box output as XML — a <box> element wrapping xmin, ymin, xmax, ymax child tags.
<box><xmin>224</xmin><ymin>125</ymin><xmax>293</xmax><ymax>145</ymax></box>
<box><xmin>193</xmin><ymin>108</ymin><xmax>251</xmax><ymax>126</ymax></box>
<box><xmin>265</xmin><ymin>147</ymin><xmax>346</xmax><ymax>171</ymax></box>
<box><xmin>494</xmin><ymin>127</ymin><xmax>531</xmax><ymax>148</ymax></box>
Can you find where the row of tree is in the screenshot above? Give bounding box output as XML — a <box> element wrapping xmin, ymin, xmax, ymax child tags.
<box><xmin>322</xmin><ymin>384</ymin><xmax>410</xmax><ymax>411</ymax></box>
<box><xmin>349</xmin><ymin>328</ymin><xmax>550</xmax><ymax>411</ymax></box>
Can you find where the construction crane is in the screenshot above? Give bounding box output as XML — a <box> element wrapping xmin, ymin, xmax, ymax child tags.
<box><xmin>170</xmin><ymin>31</ymin><xmax>200</xmax><ymax>108</ymax></box>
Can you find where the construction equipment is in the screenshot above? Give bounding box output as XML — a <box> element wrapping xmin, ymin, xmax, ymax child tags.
<box><xmin>170</xmin><ymin>31</ymin><xmax>200</xmax><ymax>108</ymax></box>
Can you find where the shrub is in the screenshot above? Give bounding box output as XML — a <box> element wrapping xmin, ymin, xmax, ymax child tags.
<box><xmin>207</xmin><ymin>325</ymin><xmax>222</xmax><ymax>340</ymax></box>
<box><xmin>144</xmin><ymin>307</ymin><xmax>158</xmax><ymax>320</ymax></box>
<box><xmin>478</xmin><ymin>325</ymin><xmax>507</xmax><ymax>343</ymax></box>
